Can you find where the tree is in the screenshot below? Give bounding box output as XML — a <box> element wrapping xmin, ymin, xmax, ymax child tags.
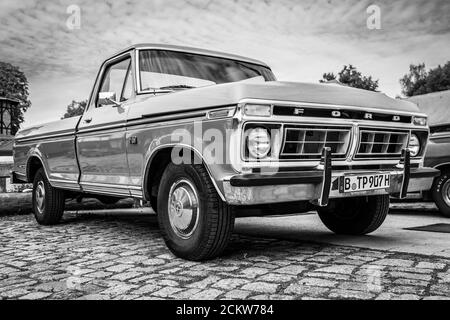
<box><xmin>320</xmin><ymin>65</ymin><xmax>379</xmax><ymax>91</ymax></box>
<box><xmin>0</xmin><ymin>62</ymin><xmax>31</xmax><ymax>135</ymax></box>
<box><xmin>400</xmin><ymin>62</ymin><xmax>450</xmax><ymax>97</ymax></box>
<box><xmin>62</xmin><ymin>100</ymin><xmax>87</xmax><ymax>119</ymax></box>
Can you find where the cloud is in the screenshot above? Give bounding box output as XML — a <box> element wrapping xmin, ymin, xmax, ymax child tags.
<box><xmin>0</xmin><ymin>0</ymin><xmax>449</xmax><ymax>126</ymax></box>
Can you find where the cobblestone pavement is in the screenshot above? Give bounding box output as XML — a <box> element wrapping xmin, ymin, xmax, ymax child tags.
<box><xmin>0</xmin><ymin>212</ymin><xmax>449</xmax><ymax>300</ymax></box>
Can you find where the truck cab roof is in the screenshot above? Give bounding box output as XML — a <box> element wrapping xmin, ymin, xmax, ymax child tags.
<box><xmin>108</xmin><ymin>43</ymin><xmax>270</xmax><ymax>69</ymax></box>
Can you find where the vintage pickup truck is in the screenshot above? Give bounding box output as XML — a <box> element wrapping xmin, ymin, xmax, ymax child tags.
<box><xmin>407</xmin><ymin>91</ymin><xmax>450</xmax><ymax>217</ymax></box>
<box><xmin>426</xmin><ymin>123</ymin><xmax>450</xmax><ymax>217</ymax></box>
<box><xmin>12</xmin><ymin>44</ymin><xmax>439</xmax><ymax>261</ymax></box>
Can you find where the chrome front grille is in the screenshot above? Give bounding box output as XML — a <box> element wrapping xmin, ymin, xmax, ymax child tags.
<box><xmin>280</xmin><ymin>126</ymin><xmax>352</xmax><ymax>160</ymax></box>
<box><xmin>356</xmin><ymin>129</ymin><xmax>409</xmax><ymax>159</ymax></box>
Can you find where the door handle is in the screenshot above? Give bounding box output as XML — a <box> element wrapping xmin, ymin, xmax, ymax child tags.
<box><xmin>84</xmin><ymin>118</ymin><xmax>92</xmax><ymax>123</ymax></box>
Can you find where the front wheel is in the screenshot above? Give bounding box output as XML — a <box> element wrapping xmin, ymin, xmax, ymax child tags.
<box><xmin>32</xmin><ymin>168</ymin><xmax>65</xmax><ymax>225</ymax></box>
<box><xmin>157</xmin><ymin>163</ymin><xmax>235</xmax><ymax>261</ymax></box>
<box><xmin>431</xmin><ymin>170</ymin><xmax>450</xmax><ymax>217</ymax></box>
<box><xmin>317</xmin><ymin>195</ymin><xmax>389</xmax><ymax>235</ymax></box>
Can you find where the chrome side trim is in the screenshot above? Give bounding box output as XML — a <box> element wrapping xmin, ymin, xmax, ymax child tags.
<box><xmin>80</xmin><ymin>182</ymin><xmax>131</xmax><ymax>198</ymax></box>
<box><xmin>50</xmin><ymin>179</ymin><xmax>81</xmax><ymax>191</ymax></box>
<box><xmin>16</xmin><ymin>133</ymin><xmax>75</xmax><ymax>144</ymax></box>
<box><xmin>127</xmin><ymin>110</ymin><xmax>208</xmax><ymax>127</ymax></box>
<box><xmin>75</xmin><ymin>182</ymin><xmax>143</xmax><ymax>198</ymax></box>
<box><xmin>80</xmin><ymin>182</ymin><xmax>131</xmax><ymax>188</ymax></box>
<box><xmin>130</xmin><ymin>190</ymin><xmax>143</xmax><ymax>199</ymax></box>
<box><xmin>77</xmin><ymin>120</ymin><xmax>127</xmax><ymax>135</ymax></box>
<box><xmin>126</xmin><ymin>109</ymin><xmax>232</xmax><ymax>132</ymax></box>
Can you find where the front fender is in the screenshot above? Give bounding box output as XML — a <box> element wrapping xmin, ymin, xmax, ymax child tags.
<box><xmin>424</xmin><ymin>141</ymin><xmax>450</xmax><ymax>169</ymax></box>
<box><xmin>142</xmin><ymin>144</ymin><xmax>230</xmax><ymax>202</ymax></box>
<box><xmin>26</xmin><ymin>146</ymin><xmax>50</xmax><ymax>182</ymax></box>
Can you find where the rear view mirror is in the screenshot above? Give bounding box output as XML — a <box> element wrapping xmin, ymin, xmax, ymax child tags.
<box><xmin>98</xmin><ymin>92</ymin><xmax>120</xmax><ymax>107</ymax></box>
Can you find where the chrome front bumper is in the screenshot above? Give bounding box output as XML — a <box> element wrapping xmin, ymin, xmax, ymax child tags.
<box><xmin>222</xmin><ymin>149</ymin><xmax>440</xmax><ymax>206</ymax></box>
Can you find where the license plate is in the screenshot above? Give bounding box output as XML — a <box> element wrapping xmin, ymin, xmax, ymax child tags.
<box><xmin>340</xmin><ymin>173</ymin><xmax>390</xmax><ymax>193</ymax></box>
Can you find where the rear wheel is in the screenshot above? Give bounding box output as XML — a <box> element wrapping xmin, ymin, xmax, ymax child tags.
<box><xmin>157</xmin><ymin>163</ymin><xmax>235</xmax><ymax>261</ymax></box>
<box><xmin>32</xmin><ymin>168</ymin><xmax>65</xmax><ymax>225</ymax></box>
<box><xmin>317</xmin><ymin>195</ymin><xmax>389</xmax><ymax>235</ymax></box>
<box><xmin>431</xmin><ymin>170</ymin><xmax>450</xmax><ymax>217</ymax></box>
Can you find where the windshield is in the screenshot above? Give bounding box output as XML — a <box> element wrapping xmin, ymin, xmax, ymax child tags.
<box><xmin>138</xmin><ymin>50</ymin><xmax>276</xmax><ymax>92</ymax></box>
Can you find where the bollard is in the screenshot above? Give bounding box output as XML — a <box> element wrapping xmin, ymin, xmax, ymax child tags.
<box><xmin>0</xmin><ymin>177</ymin><xmax>6</xmax><ymax>193</ymax></box>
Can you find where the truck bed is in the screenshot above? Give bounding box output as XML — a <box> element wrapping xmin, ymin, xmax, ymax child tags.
<box><xmin>13</xmin><ymin>116</ymin><xmax>81</xmax><ymax>189</ymax></box>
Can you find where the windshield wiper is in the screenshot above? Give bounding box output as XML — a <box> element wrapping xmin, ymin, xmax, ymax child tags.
<box><xmin>158</xmin><ymin>85</ymin><xmax>197</xmax><ymax>90</ymax></box>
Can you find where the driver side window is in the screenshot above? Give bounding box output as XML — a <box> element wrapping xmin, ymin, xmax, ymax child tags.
<box><xmin>97</xmin><ymin>57</ymin><xmax>132</xmax><ymax>108</ymax></box>
<box><xmin>121</xmin><ymin>67</ymin><xmax>133</xmax><ymax>102</ymax></box>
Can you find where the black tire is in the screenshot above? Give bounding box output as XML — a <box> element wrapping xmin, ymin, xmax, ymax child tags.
<box><xmin>32</xmin><ymin>168</ymin><xmax>65</xmax><ymax>225</ymax></box>
<box><xmin>317</xmin><ymin>195</ymin><xmax>389</xmax><ymax>235</ymax></box>
<box><xmin>150</xmin><ymin>195</ymin><xmax>158</xmax><ymax>213</ymax></box>
<box><xmin>157</xmin><ymin>163</ymin><xmax>235</xmax><ymax>261</ymax></box>
<box><xmin>431</xmin><ymin>170</ymin><xmax>450</xmax><ymax>217</ymax></box>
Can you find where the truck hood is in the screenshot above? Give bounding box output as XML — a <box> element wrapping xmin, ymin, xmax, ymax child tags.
<box><xmin>18</xmin><ymin>81</ymin><xmax>421</xmax><ymax>139</ymax></box>
<box><xmin>129</xmin><ymin>81</ymin><xmax>421</xmax><ymax>120</ymax></box>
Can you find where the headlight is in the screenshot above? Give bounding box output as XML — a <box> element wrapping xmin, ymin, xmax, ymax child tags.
<box><xmin>408</xmin><ymin>134</ymin><xmax>421</xmax><ymax>157</ymax></box>
<box><xmin>413</xmin><ymin>116</ymin><xmax>427</xmax><ymax>126</ymax></box>
<box><xmin>247</xmin><ymin>127</ymin><xmax>271</xmax><ymax>159</ymax></box>
<box><xmin>244</xmin><ymin>104</ymin><xmax>272</xmax><ymax>117</ymax></box>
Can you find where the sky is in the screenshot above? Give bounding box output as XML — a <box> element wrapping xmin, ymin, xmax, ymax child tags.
<box><xmin>0</xmin><ymin>0</ymin><xmax>449</xmax><ymax>127</ymax></box>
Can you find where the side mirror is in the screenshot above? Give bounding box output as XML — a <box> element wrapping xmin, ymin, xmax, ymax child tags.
<box><xmin>98</xmin><ymin>92</ymin><xmax>120</xmax><ymax>107</ymax></box>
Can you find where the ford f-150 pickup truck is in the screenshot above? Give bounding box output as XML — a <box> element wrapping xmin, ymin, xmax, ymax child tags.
<box><xmin>12</xmin><ymin>44</ymin><xmax>440</xmax><ymax>261</ymax></box>
<box><xmin>406</xmin><ymin>92</ymin><xmax>450</xmax><ymax>217</ymax></box>
<box><xmin>426</xmin><ymin>123</ymin><xmax>450</xmax><ymax>217</ymax></box>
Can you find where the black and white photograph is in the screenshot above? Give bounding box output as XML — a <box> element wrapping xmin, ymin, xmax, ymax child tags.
<box><xmin>0</xmin><ymin>0</ymin><xmax>449</xmax><ymax>309</ymax></box>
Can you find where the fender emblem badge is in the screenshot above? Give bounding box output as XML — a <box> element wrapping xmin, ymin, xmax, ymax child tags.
<box><xmin>130</xmin><ymin>136</ymin><xmax>138</xmax><ymax>145</ymax></box>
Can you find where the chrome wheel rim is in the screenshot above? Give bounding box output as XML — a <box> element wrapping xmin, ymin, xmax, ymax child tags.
<box><xmin>35</xmin><ymin>181</ymin><xmax>46</xmax><ymax>214</ymax></box>
<box><xmin>443</xmin><ymin>180</ymin><xmax>450</xmax><ymax>207</ymax></box>
<box><xmin>167</xmin><ymin>179</ymin><xmax>200</xmax><ymax>239</ymax></box>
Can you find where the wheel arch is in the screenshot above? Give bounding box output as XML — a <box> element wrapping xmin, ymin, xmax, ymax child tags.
<box><xmin>26</xmin><ymin>154</ymin><xmax>48</xmax><ymax>183</ymax></box>
<box><xmin>142</xmin><ymin>145</ymin><xmax>225</xmax><ymax>202</ymax></box>
<box><xmin>434</xmin><ymin>162</ymin><xmax>450</xmax><ymax>174</ymax></box>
